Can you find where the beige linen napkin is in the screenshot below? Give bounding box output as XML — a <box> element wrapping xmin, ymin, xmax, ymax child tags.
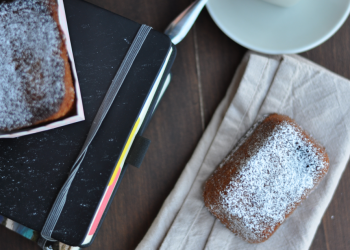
<box><xmin>137</xmin><ymin>52</ymin><xmax>350</xmax><ymax>250</ymax></box>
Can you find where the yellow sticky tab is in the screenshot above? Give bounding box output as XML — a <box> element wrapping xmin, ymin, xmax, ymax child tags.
<box><xmin>108</xmin><ymin>118</ymin><xmax>141</xmax><ymax>186</ymax></box>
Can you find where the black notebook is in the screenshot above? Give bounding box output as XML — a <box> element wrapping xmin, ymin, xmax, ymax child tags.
<box><xmin>0</xmin><ymin>0</ymin><xmax>176</xmax><ymax>247</ymax></box>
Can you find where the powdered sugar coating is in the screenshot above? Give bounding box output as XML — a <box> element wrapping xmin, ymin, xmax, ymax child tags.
<box><xmin>0</xmin><ymin>0</ymin><xmax>65</xmax><ymax>131</ymax></box>
<box><xmin>204</xmin><ymin>115</ymin><xmax>329</xmax><ymax>243</ymax></box>
<box><xmin>219</xmin><ymin>116</ymin><xmax>265</xmax><ymax>169</ymax></box>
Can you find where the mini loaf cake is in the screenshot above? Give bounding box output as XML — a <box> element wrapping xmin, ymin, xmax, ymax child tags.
<box><xmin>203</xmin><ymin>114</ymin><xmax>329</xmax><ymax>243</ymax></box>
<box><xmin>0</xmin><ymin>0</ymin><xmax>75</xmax><ymax>131</ymax></box>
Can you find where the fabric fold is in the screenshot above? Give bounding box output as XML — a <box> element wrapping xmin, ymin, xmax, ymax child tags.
<box><xmin>137</xmin><ymin>52</ymin><xmax>350</xmax><ymax>250</ymax></box>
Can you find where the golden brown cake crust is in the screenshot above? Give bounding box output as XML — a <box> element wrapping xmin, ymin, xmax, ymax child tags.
<box><xmin>203</xmin><ymin>114</ymin><xmax>329</xmax><ymax>243</ymax></box>
<box><xmin>38</xmin><ymin>0</ymin><xmax>75</xmax><ymax>125</ymax></box>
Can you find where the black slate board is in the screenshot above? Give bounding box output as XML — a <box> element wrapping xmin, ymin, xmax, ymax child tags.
<box><xmin>0</xmin><ymin>0</ymin><xmax>176</xmax><ymax>246</ymax></box>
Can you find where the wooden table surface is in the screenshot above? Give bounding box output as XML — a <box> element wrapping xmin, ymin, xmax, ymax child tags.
<box><xmin>1</xmin><ymin>0</ymin><xmax>350</xmax><ymax>249</ymax></box>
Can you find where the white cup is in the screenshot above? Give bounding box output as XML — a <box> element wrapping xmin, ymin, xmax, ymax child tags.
<box><xmin>263</xmin><ymin>0</ymin><xmax>301</xmax><ymax>7</ymax></box>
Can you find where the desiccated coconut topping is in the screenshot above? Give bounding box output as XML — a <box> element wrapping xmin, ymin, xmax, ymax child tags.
<box><xmin>0</xmin><ymin>0</ymin><xmax>65</xmax><ymax>131</ymax></box>
<box><xmin>213</xmin><ymin>120</ymin><xmax>328</xmax><ymax>242</ymax></box>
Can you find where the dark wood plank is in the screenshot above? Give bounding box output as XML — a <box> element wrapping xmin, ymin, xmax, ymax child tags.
<box><xmin>1</xmin><ymin>0</ymin><xmax>350</xmax><ymax>249</ymax></box>
<box><xmin>84</xmin><ymin>0</ymin><xmax>204</xmax><ymax>250</ymax></box>
<box><xmin>311</xmin><ymin>162</ymin><xmax>350</xmax><ymax>250</ymax></box>
<box><xmin>301</xmin><ymin>16</ymin><xmax>350</xmax><ymax>250</ymax></box>
<box><xmin>90</xmin><ymin>38</ymin><xmax>204</xmax><ymax>250</ymax></box>
<box><xmin>309</xmin><ymin>219</ymin><xmax>328</xmax><ymax>250</ymax></box>
<box><xmin>0</xmin><ymin>225</ymin><xmax>39</xmax><ymax>250</ymax></box>
<box><xmin>84</xmin><ymin>0</ymin><xmax>193</xmax><ymax>32</ymax></box>
<box><xmin>301</xmin><ymin>18</ymin><xmax>350</xmax><ymax>79</ymax></box>
<box><xmin>193</xmin><ymin>8</ymin><xmax>247</xmax><ymax>127</ymax></box>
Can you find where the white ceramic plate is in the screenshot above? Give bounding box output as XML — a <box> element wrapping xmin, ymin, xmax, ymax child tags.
<box><xmin>206</xmin><ymin>0</ymin><xmax>350</xmax><ymax>54</ymax></box>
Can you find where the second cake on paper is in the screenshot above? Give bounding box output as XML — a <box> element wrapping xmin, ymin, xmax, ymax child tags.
<box><xmin>0</xmin><ymin>0</ymin><xmax>75</xmax><ymax>131</ymax></box>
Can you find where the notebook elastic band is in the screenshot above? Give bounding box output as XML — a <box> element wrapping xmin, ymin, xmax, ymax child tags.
<box><xmin>38</xmin><ymin>24</ymin><xmax>152</xmax><ymax>249</ymax></box>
